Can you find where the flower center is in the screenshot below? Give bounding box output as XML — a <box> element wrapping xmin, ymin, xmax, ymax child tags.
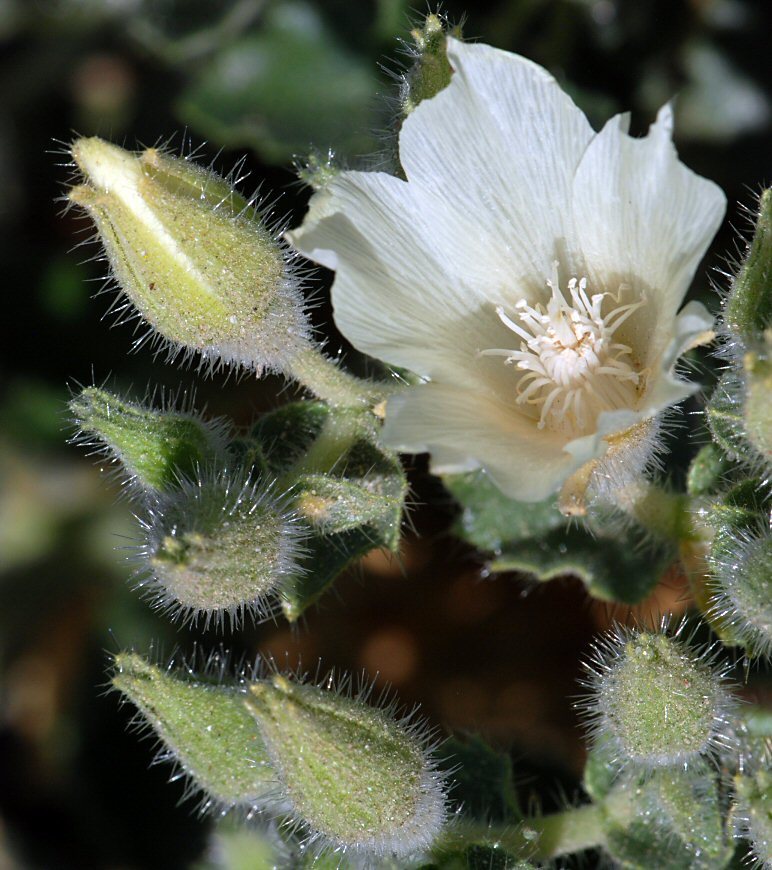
<box><xmin>481</xmin><ymin>268</ymin><xmax>647</xmax><ymax>435</ymax></box>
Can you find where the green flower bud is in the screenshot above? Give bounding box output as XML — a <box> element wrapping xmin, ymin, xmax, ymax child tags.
<box><xmin>69</xmin><ymin>385</ymin><xmax>229</xmax><ymax>493</ymax></box>
<box><xmin>138</xmin><ymin>470</ymin><xmax>306</xmax><ymax>628</ymax></box>
<box><xmin>708</xmin><ymin>524</ymin><xmax>772</xmax><ymax>659</ymax></box>
<box><xmin>243</xmin><ymin>673</ymin><xmax>447</xmax><ymax>859</ymax></box>
<box><xmin>724</xmin><ymin>188</ymin><xmax>772</xmax><ymax>348</ymax></box>
<box><xmin>400</xmin><ymin>14</ymin><xmax>459</xmax><ymax>117</ymax></box>
<box><xmin>579</xmin><ymin>622</ymin><xmax>736</xmax><ymax>771</ymax></box>
<box><xmin>743</xmin><ymin>328</ymin><xmax>772</xmax><ymax>460</ymax></box>
<box><xmin>111</xmin><ymin>652</ymin><xmax>277</xmax><ymax>812</ymax></box>
<box><xmin>68</xmin><ymin>137</ymin><xmax>310</xmax><ymax>374</ymax></box>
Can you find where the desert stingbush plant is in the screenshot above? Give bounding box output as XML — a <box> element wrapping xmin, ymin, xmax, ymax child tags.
<box><xmin>63</xmin><ymin>13</ymin><xmax>771</xmax><ymax>868</ymax></box>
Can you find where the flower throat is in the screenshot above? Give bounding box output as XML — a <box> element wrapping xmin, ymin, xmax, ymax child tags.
<box><xmin>482</xmin><ymin>266</ymin><xmax>647</xmax><ymax>436</ymax></box>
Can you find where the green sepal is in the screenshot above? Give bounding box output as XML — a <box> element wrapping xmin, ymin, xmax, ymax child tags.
<box><xmin>706</xmin><ymin>370</ymin><xmax>753</xmax><ymax>460</ymax></box>
<box><xmin>111</xmin><ymin>652</ymin><xmax>274</xmax><ymax>809</ymax></box>
<box><xmin>438</xmin><ymin>735</ymin><xmax>521</xmax><ymax>823</ymax></box>
<box><xmin>446</xmin><ymin>473</ymin><xmax>672</xmax><ymax>605</ymax></box>
<box><xmin>724</xmin><ymin>188</ymin><xmax>772</xmax><ymax>345</ymax></box>
<box><xmin>401</xmin><ymin>14</ymin><xmax>459</xmax><ymax>117</ymax></box>
<box><xmin>735</xmin><ymin>767</ymin><xmax>772</xmax><ymax>866</ymax></box>
<box><xmin>70</xmin><ymin>386</ymin><xmax>228</xmax><ymax>492</ymax></box>
<box><xmin>600</xmin><ymin>762</ymin><xmax>734</xmax><ymax>869</ymax></box>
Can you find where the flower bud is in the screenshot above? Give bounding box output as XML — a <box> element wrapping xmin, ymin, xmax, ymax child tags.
<box><xmin>708</xmin><ymin>523</ymin><xmax>772</xmax><ymax>659</ymax></box>
<box><xmin>69</xmin><ymin>385</ymin><xmax>228</xmax><ymax>493</ymax></box>
<box><xmin>68</xmin><ymin>137</ymin><xmax>310</xmax><ymax>374</ymax></box>
<box><xmin>111</xmin><ymin>652</ymin><xmax>276</xmax><ymax>812</ymax></box>
<box><xmin>724</xmin><ymin>188</ymin><xmax>772</xmax><ymax>349</ymax></box>
<box><xmin>244</xmin><ymin>673</ymin><xmax>447</xmax><ymax>859</ymax></box>
<box><xmin>138</xmin><ymin>470</ymin><xmax>305</xmax><ymax>628</ymax></box>
<box><xmin>579</xmin><ymin>622</ymin><xmax>736</xmax><ymax>771</ymax></box>
<box><xmin>743</xmin><ymin>329</ymin><xmax>772</xmax><ymax>461</ymax></box>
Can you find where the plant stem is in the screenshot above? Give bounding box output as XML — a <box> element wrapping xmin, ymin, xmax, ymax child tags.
<box><xmin>286</xmin><ymin>344</ymin><xmax>389</xmax><ymax>408</ymax></box>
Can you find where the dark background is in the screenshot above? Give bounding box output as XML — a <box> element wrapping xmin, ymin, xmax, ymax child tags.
<box><xmin>0</xmin><ymin>0</ymin><xmax>769</xmax><ymax>866</ymax></box>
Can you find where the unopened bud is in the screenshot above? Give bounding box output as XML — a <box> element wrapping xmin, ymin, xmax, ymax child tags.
<box><xmin>579</xmin><ymin>623</ymin><xmax>736</xmax><ymax>770</ymax></box>
<box><xmin>709</xmin><ymin>523</ymin><xmax>772</xmax><ymax>659</ymax></box>
<box><xmin>724</xmin><ymin>187</ymin><xmax>772</xmax><ymax>348</ymax></box>
<box><xmin>69</xmin><ymin>385</ymin><xmax>228</xmax><ymax>493</ymax></box>
<box><xmin>68</xmin><ymin>137</ymin><xmax>310</xmax><ymax>374</ymax></box>
<box><xmin>139</xmin><ymin>470</ymin><xmax>306</xmax><ymax>628</ymax></box>
<box><xmin>244</xmin><ymin>673</ymin><xmax>447</xmax><ymax>859</ymax></box>
<box><xmin>111</xmin><ymin>652</ymin><xmax>276</xmax><ymax>812</ymax></box>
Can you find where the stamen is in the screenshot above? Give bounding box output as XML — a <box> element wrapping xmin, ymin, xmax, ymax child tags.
<box><xmin>482</xmin><ymin>274</ymin><xmax>647</xmax><ymax>436</ymax></box>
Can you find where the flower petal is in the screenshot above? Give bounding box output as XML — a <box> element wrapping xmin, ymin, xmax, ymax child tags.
<box><xmin>382</xmin><ymin>383</ymin><xmax>590</xmax><ymax>501</ymax></box>
<box><xmin>287</xmin><ymin>171</ymin><xmax>538</xmax><ymax>381</ymax></box>
<box><xmin>572</xmin><ymin>104</ymin><xmax>725</xmax><ymax>362</ymax></box>
<box><xmin>399</xmin><ymin>39</ymin><xmax>596</xmax><ymax>289</ymax></box>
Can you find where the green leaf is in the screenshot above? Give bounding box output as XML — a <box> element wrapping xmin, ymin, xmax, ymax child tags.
<box><xmin>177</xmin><ymin>2</ymin><xmax>380</xmax><ymax>163</ymax></box>
<box><xmin>438</xmin><ymin>735</ymin><xmax>520</xmax><ymax>823</ymax></box>
<box><xmin>447</xmin><ymin>473</ymin><xmax>671</xmax><ymax>605</ymax></box>
<box><xmin>282</xmin><ymin>431</ymin><xmax>406</xmax><ymax>622</ymax></box>
<box><xmin>601</xmin><ymin>762</ymin><xmax>734</xmax><ymax>869</ymax></box>
<box><xmin>112</xmin><ymin>652</ymin><xmax>275</xmax><ymax>809</ymax></box>
<box><xmin>250</xmin><ymin>401</ymin><xmax>331</xmax><ymax>476</ymax></box>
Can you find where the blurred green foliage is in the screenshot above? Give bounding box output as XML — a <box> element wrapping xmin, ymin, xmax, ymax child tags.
<box><xmin>0</xmin><ymin>0</ymin><xmax>769</xmax><ymax>866</ymax></box>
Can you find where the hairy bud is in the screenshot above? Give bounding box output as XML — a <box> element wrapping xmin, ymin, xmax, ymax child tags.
<box><xmin>244</xmin><ymin>672</ymin><xmax>447</xmax><ymax>859</ymax></box>
<box><xmin>579</xmin><ymin>622</ymin><xmax>736</xmax><ymax>771</ymax></box>
<box><xmin>709</xmin><ymin>523</ymin><xmax>772</xmax><ymax>659</ymax></box>
<box><xmin>111</xmin><ymin>652</ymin><xmax>277</xmax><ymax>813</ymax></box>
<box><xmin>68</xmin><ymin>137</ymin><xmax>310</xmax><ymax>374</ymax></box>
<box><xmin>69</xmin><ymin>385</ymin><xmax>228</xmax><ymax>493</ymax></box>
<box><xmin>138</xmin><ymin>470</ymin><xmax>306</xmax><ymax>628</ymax></box>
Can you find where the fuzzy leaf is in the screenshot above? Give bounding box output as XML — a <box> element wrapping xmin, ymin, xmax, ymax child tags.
<box><xmin>438</xmin><ymin>735</ymin><xmax>520</xmax><ymax>823</ymax></box>
<box><xmin>250</xmin><ymin>401</ymin><xmax>331</xmax><ymax>476</ymax></box>
<box><xmin>601</xmin><ymin>762</ymin><xmax>733</xmax><ymax>869</ymax></box>
<box><xmin>447</xmin><ymin>473</ymin><xmax>671</xmax><ymax>604</ymax></box>
<box><xmin>112</xmin><ymin>653</ymin><xmax>275</xmax><ymax>809</ymax></box>
<box><xmin>251</xmin><ymin>403</ymin><xmax>406</xmax><ymax>622</ymax></box>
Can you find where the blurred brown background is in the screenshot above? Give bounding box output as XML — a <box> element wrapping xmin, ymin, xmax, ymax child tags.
<box><xmin>0</xmin><ymin>0</ymin><xmax>770</xmax><ymax>866</ymax></box>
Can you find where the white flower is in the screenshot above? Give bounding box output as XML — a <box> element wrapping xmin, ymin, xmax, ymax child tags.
<box><xmin>287</xmin><ymin>39</ymin><xmax>726</xmax><ymax>509</ymax></box>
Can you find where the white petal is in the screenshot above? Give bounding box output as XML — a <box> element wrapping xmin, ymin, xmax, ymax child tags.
<box><xmin>382</xmin><ymin>383</ymin><xmax>589</xmax><ymax>502</ymax></box>
<box><xmin>288</xmin><ymin>171</ymin><xmax>538</xmax><ymax>381</ymax></box>
<box><xmin>572</xmin><ymin>103</ymin><xmax>726</xmax><ymax>360</ymax></box>
<box><xmin>399</xmin><ymin>38</ymin><xmax>596</xmax><ymax>287</ymax></box>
